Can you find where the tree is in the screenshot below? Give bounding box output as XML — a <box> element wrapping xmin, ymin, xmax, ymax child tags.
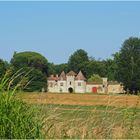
<box><xmin>48</xmin><ymin>63</ymin><xmax>68</xmax><ymax>75</ymax></box>
<box><xmin>23</xmin><ymin>67</ymin><xmax>47</xmax><ymax>92</ymax></box>
<box><xmin>88</xmin><ymin>74</ymin><xmax>103</xmax><ymax>83</ymax></box>
<box><xmin>115</xmin><ymin>37</ymin><xmax>140</xmax><ymax>93</ymax></box>
<box><xmin>10</xmin><ymin>51</ymin><xmax>48</xmax><ymax>92</ymax></box>
<box><xmin>11</xmin><ymin>51</ymin><xmax>48</xmax><ymax>74</ymax></box>
<box><xmin>0</xmin><ymin>59</ymin><xmax>9</xmax><ymax>78</ymax></box>
<box><xmin>104</xmin><ymin>58</ymin><xmax>116</xmax><ymax>81</ymax></box>
<box><xmin>68</xmin><ymin>49</ymin><xmax>89</xmax><ymax>76</ymax></box>
<box><xmin>85</xmin><ymin>58</ymin><xmax>107</xmax><ymax>79</ymax></box>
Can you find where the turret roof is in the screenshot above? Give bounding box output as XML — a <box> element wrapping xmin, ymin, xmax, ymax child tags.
<box><xmin>59</xmin><ymin>71</ymin><xmax>66</xmax><ymax>80</ymax></box>
<box><xmin>75</xmin><ymin>71</ymin><xmax>86</xmax><ymax>80</ymax></box>
<box><xmin>66</xmin><ymin>70</ymin><xmax>77</xmax><ymax>76</ymax></box>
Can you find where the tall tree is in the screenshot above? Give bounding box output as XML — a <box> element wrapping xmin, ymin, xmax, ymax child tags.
<box><xmin>86</xmin><ymin>58</ymin><xmax>107</xmax><ymax>79</ymax></box>
<box><xmin>68</xmin><ymin>49</ymin><xmax>89</xmax><ymax>76</ymax></box>
<box><xmin>48</xmin><ymin>63</ymin><xmax>68</xmax><ymax>76</ymax></box>
<box><xmin>11</xmin><ymin>51</ymin><xmax>48</xmax><ymax>74</ymax></box>
<box><xmin>0</xmin><ymin>59</ymin><xmax>9</xmax><ymax>78</ymax></box>
<box><xmin>10</xmin><ymin>51</ymin><xmax>48</xmax><ymax>92</ymax></box>
<box><xmin>104</xmin><ymin>58</ymin><xmax>116</xmax><ymax>81</ymax></box>
<box><xmin>115</xmin><ymin>37</ymin><xmax>140</xmax><ymax>93</ymax></box>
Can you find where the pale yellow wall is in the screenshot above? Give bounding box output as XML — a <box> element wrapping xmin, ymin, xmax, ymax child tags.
<box><xmin>108</xmin><ymin>84</ymin><xmax>123</xmax><ymax>93</ymax></box>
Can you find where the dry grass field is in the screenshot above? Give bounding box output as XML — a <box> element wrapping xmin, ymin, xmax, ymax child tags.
<box><xmin>17</xmin><ymin>92</ymin><xmax>140</xmax><ymax>139</ymax></box>
<box><xmin>18</xmin><ymin>92</ymin><xmax>140</xmax><ymax>107</ymax></box>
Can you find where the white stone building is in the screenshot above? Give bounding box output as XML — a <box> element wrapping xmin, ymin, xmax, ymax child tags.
<box><xmin>48</xmin><ymin>70</ymin><xmax>124</xmax><ymax>94</ymax></box>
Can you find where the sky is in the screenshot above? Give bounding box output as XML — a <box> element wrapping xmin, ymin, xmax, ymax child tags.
<box><xmin>0</xmin><ymin>1</ymin><xmax>140</xmax><ymax>64</ymax></box>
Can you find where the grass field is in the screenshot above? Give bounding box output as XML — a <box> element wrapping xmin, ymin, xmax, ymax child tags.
<box><xmin>18</xmin><ymin>92</ymin><xmax>140</xmax><ymax>107</ymax></box>
<box><xmin>17</xmin><ymin>92</ymin><xmax>140</xmax><ymax>139</ymax></box>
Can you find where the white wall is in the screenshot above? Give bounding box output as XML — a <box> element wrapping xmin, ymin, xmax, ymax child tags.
<box><xmin>75</xmin><ymin>80</ymin><xmax>86</xmax><ymax>93</ymax></box>
<box><xmin>66</xmin><ymin>76</ymin><xmax>75</xmax><ymax>91</ymax></box>
<box><xmin>48</xmin><ymin>80</ymin><xmax>59</xmax><ymax>92</ymax></box>
<box><xmin>58</xmin><ymin>80</ymin><xmax>67</xmax><ymax>93</ymax></box>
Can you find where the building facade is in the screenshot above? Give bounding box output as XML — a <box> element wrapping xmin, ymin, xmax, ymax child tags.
<box><xmin>48</xmin><ymin>70</ymin><xmax>124</xmax><ymax>94</ymax></box>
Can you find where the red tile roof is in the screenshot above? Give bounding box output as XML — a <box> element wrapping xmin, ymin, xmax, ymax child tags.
<box><xmin>48</xmin><ymin>75</ymin><xmax>59</xmax><ymax>81</ymax></box>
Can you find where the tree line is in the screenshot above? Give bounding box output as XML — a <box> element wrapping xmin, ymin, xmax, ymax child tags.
<box><xmin>0</xmin><ymin>37</ymin><xmax>140</xmax><ymax>93</ymax></box>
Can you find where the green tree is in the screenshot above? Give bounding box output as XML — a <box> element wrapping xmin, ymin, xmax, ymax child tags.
<box><xmin>104</xmin><ymin>58</ymin><xmax>116</xmax><ymax>81</ymax></box>
<box><xmin>115</xmin><ymin>37</ymin><xmax>140</xmax><ymax>93</ymax></box>
<box><xmin>88</xmin><ymin>74</ymin><xmax>103</xmax><ymax>83</ymax></box>
<box><xmin>11</xmin><ymin>51</ymin><xmax>48</xmax><ymax>74</ymax></box>
<box><xmin>54</xmin><ymin>63</ymin><xmax>68</xmax><ymax>74</ymax></box>
<box><xmin>68</xmin><ymin>49</ymin><xmax>89</xmax><ymax>76</ymax></box>
<box><xmin>10</xmin><ymin>52</ymin><xmax>48</xmax><ymax>92</ymax></box>
<box><xmin>86</xmin><ymin>58</ymin><xmax>107</xmax><ymax>79</ymax></box>
<box><xmin>0</xmin><ymin>59</ymin><xmax>9</xmax><ymax>78</ymax></box>
<box><xmin>48</xmin><ymin>63</ymin><xmax>68</xmax><ymax>75</ymax></box>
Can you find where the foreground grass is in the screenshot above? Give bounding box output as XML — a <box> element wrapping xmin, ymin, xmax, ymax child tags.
<box><xmin>3</xmin><ymin>89</ymin><xmax>140</xmax><ymax>139</ymax></box>
<box><xmin>0</xmin><ymin>92</ymin><xmax>45</xmax><ymax>139</ymax></box>
<box><xmin>13</xmin><ymin>92</ymin><xmax>140</xmax><ymax>138</ymax></box>
<box><xmin>33</xmin><ymin>103</ymin><xmax>140</xmax><ymax>139</ymax></box>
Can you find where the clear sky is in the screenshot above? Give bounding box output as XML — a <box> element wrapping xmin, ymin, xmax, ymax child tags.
<box><xmin>0</xmin><ymin>1</ymin><xmax>140</xmax><ymax>64</ymax></box>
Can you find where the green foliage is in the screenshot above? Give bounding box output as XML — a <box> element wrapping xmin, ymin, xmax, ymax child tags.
<box><xmin>48</xmin><ymin>63</ymin><xmax>68</xmax><ymax>75</ymax></box>
<box><xmin>88</xmin><ymin>74</ymin><xmax>103</xmax><ymax>83</ymax></box>
<box><xmin>11</xmin><ymin>51</ymin><xmax>48</xmax><ymax>74</ymax></box>
<box><xmin>0</xmin><ymin>75</ymin><xmax>44</xmax><ymax>139</ymax></box>
<box><xmin>0</xmin><ymin>59</ymin><xmax>9</xmax><ymax>78</ymax></box>
<box><xmin>24</xmin><ymin>68</ymin><xmax>47</xmax><ymax>92</ymax></box>
<box><xmin>0</xmin><ymin>93</ymin><xmax>44</xmax><ymax>139</ymax></box>
<box><xmin>10</xmin><ymin>52</ymin><xmax>48</xmax><ymax>92</ymax></box>
<box><xmin>86</xmin><ymin>58</ymin><xmax>107</xmax><ymax>79</ymax></box>
<box><xmin>104</xmin><ymin>59</ymin><xmax>117</xmax><ymax>81</ymax></box>
<box><xmin>68</xmin><ymin>49</ymin><xmax>89</xmax><ymax>75</ymax></box>
<box><xmin>114</xmin><ymin>37</ymin><xmax>140</xmax><ymax>93</ymax></box>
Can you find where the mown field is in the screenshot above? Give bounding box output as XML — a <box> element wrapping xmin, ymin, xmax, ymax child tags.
<box><xmin>17</xmin><ymin>92</ymin><xmax>140</xmax><ymax>139</ymax></box>
<box><xmin>18</xmin><ymin>92</ymin><xmax>140</xmax><ymax>107</ymax></box>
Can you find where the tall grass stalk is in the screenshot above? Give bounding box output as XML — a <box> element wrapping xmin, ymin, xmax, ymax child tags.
<box><xmin>37</xmin><ymin>98</ymin><xmax>140</xmax><ymax>139</ymax></box>
<box><xmin>0</xmin><ymin>71</ymin><xmax>44</xmax><ymax>139</ymax></box>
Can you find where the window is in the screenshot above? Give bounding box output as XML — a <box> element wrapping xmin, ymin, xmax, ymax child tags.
<box><xmin>60</xmin><ymin>82</ymin><xmax>63</xmax><ymax>86</ymax></box>
<box><xmin>78</xmin><ymin>82</ymin><xmax>81</xmax><ymax>86</ymax></box>
<box><xmin>49</xmin><ymin>82</ymin><xmax>53</xmax><ymax>87</ymax></box>
<box><xmin>70</xmin><ymin>81</ymin><xmax>72</xmax><ymax>85</ymax></box>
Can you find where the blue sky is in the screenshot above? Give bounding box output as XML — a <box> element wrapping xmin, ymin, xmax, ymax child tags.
<box><xmin>0</xmin><ymin>1</ymin><xmax>140</xmax><ymax>64</ymax></box>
